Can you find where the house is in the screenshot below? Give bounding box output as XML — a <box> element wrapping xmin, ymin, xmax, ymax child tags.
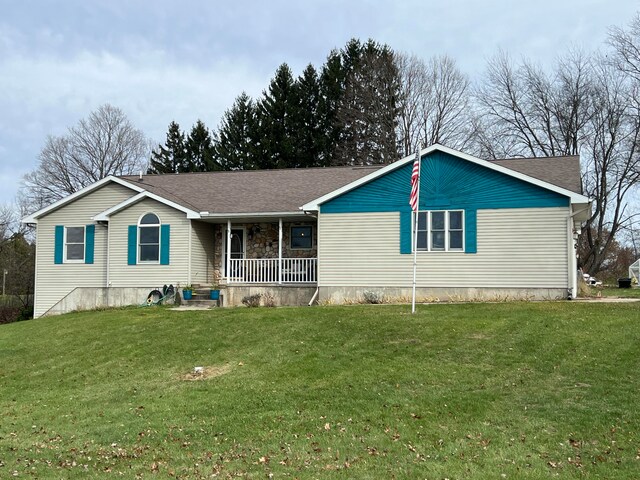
<box><xmin>23</xmin><ymin>144</ymin><xmax>590</xmax><ymax>318</ymax></box>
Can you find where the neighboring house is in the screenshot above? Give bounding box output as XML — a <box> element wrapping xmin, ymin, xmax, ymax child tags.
<box><xmin>23</xmin><ymin>144</ymin><xmax>590</xmax><ymax>318</ymax></box>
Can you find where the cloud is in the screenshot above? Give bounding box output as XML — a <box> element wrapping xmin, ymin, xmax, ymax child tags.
<box><xmin>0</xmin><ymin>40</ymin><xmax>272</xmax><ymax>203</ymax></box>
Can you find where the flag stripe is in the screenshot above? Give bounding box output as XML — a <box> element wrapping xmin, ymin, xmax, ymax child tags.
<box><xmin>409</xmin><ymin>151</ymin><xmax>420</xmax><ymax>211</ymax></box>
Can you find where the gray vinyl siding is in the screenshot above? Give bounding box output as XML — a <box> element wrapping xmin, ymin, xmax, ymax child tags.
<box><xmin>190</xmin><ymin>221</ymin><xmax>214</xmax><ymax>285</ymax></box>
<box><xmin>33</xmin><ymin>183</ymin><xmax>135</xmax><ymax>317</ymax></box>
<box><xmin>318</xmin><ymin>207</ymin><xmax>569</xmax><ymax>288</ymax></box>
<box><xmin>108</xmin><ymin>198</ymin><xmax>190</xmax><ymax>287</ymax></box>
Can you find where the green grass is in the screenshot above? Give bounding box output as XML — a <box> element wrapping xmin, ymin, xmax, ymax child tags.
<box><xmin>599</xmin><ymin>286</ymin><xmax>640</xmax><ymax>298</ymax></box>
<box><xmin>1</xmin><ymin>303</ymin><xmax>639</xmax><ymax>479</ymax></box>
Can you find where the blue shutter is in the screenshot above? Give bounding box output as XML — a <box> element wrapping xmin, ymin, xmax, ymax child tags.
<box><xmin>465</xmin><ymin>209</ymin><xmax>477</xmax><ymax>254</ymax></box>
<box><xmin>127</xmin><ymin>225</ymin><xmax>137</xmax><ymax>265</ymax></box>
<box><xmin>399</xmin><ymin>210</ymin><xmax>412</xmax><ymax>254</ymax></box>
<box><xmin>54</xmin><ymin>225</ymin><xmax>64</xmax><ymax>264</ymax></box>
<box><xmin>160</xmin><ymin>224</ymin><xmax>170</xmax><ymax>265</ymax></box>
<box><xmin>85</xmin><ymin>224</ymin><xmax>95</xmax><ymax>264</ymax></box>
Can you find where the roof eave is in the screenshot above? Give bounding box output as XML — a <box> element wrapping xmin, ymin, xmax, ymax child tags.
<box><xmin>21</xmin><ymin>176</ymin><xmax>145</xmax><ymax>224</ymax></box>
<box><xmin>93</xmin><ymin>190</ymin><xmax>201</xmax><ymax>221</ymax></box>
<box><xmin>301</xmin><ymin>144</ymin><xmax>589</xmax><ymax>210</ymax></box>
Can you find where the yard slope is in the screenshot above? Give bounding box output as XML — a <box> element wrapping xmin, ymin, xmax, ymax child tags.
<box><xmin>1</xmin><ymin>303</ymin><xmax>639</xmax><ymax>478</ymax></box>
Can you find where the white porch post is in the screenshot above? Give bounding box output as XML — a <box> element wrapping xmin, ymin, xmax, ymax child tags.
<box><xmin>278</xmin><ymin>218</ymin><xmax>283</xmax><ymax>284</ymax></box>
<box><xmin>226</xmin><ymin>220</ymin><xmax>231</xmax><ymax>281</ymax></box>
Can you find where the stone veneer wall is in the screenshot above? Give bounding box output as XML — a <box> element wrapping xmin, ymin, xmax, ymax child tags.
<box><xmin>213</xmin><ymin>221</ymin><xmax>317</xmax><ymax>283</ymax></box>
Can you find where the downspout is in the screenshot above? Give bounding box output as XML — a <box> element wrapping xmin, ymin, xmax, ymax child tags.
<box><xmin>568</xmin><ymin>205</ymin><xmax>590</xmax><ymax>299</ymax></box>
<box><xmin>188</xmin><ymin>221</ymin><xmax>192</xmax><ymax>285</ymax></box>
<box><xmin>278</xmin><ymin>218</ymin><xmax>283</xmax><ymax>285</ymax></box>
<box><xmin>226</xmin><ymin>220</ymin><xmax>231</xmax><ymax>282</ymax></box>
<box><xmin>308</xmin><ymin>287</ymin><xmax>319</xmax><ymax>306</ymax></box>
<box><xmin>106</xmin><ymin>222</ymin><xmax>110</xmax><ymax>287</ymax></box>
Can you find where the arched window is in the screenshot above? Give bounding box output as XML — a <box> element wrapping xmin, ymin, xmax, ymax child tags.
<box><xmin>138</xmin><ymin>213</ymin><xmax>160</xmax><ymax>262</ymax></box>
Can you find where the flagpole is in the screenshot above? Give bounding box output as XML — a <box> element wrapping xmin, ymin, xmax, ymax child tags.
<box><xmin>411</xmin><ymin>149</ymin><xmax>421</xmax><ymax>314</ymax></box>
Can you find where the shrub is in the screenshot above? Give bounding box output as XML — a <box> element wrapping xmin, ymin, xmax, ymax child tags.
<box><xmin>362</xmin><ymin>290</ymin><xmax>384</xmax><ymax>304</ymax></box>
<box><xmin>262</xmin><ymin>292</ymin><xmax>276</xmax><ymax>308</ymax></box>
<box><xmin>0</xmin><ymin>305</ymin><xmax>23</xmax><ymax>324</ymax></box>
<box><xmin>242</xmin><ymin>294</ymin><xmax>262</xmax><ymax>308</ymax></box>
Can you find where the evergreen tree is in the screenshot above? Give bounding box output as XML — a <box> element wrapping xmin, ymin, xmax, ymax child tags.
<box><xmin>318</xmin><ymin>50</ymin><xmax>347</xmax><ymax>166</ymax></box>
<box><xmin>148</xmin><ymin>121</ymin><xmax>186</xmax><ymax>174</ymax></box>
<box><xmin>215</xmin><ymin>92</ymin><xmax>258</xmax><ymax>170</ymax></box>
<box><xmin>294</xmin><ymin>64</ymin><xmax>323</xmax><ymax>167</ymax></box>
<box><xmin>255</xmin><ymin>63</ymin><xmax>300</xmax><ymax>168</ymax></box>
<box><xmin>334</xmin><ymin>39</ymin><xmax>400</xmax><ymax>165</ymax></box>
<box><xmin>185</xmin><ymin>120</ymin><xmax>219</xmax><ymax>172</ymax></box>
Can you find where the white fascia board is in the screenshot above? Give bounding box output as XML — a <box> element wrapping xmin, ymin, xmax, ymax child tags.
<box><xmin>94</xmin><ymin>191</ymin><xmax>200</xmax><ymax>220</ymax></box>
<box><xmin>201</xmin><ymin>211</ymin><xmax>306</xmax><ymax>219</ymax></box>
<box><xmin>21</xmin><ymin>176</ymin><xmax>145</xmax><ymax>224</ymax></box>
<box><xmin>300</xmin><ymin>144</ymin><xmax>590</xmax><ymax>211</ymax></box>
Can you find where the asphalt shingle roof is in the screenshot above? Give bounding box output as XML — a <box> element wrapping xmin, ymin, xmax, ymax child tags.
<box><xmin>120</xmin><ymin>154</ymin><xmax>582</xmax><ymax>214</ymax></box>
<box><xmin>121</xmin><ymin>166</ymin><xmax>381</xmax><ymax>214</ymax></box>
<box><xmin>490</xmin><ymin>155</ymin><xmax>582</xmax><ymax>194</ymax></box>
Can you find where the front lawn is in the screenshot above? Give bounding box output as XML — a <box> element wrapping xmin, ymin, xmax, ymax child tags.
<box><xmin>1</xmin><ymin>303</ymin><xmax>639</xmax><ymax>478</ymax></box>
<box><xmin>599</xmin><ymin>286</ymin><xmax>640</xmax><ymax>298</ymax></box>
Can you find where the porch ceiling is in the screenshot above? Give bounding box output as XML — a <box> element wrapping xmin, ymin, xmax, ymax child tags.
<box><xmin>196</xmin><ymin>212</ymin><xmax>316</xmax><ymax>224</ymax></box>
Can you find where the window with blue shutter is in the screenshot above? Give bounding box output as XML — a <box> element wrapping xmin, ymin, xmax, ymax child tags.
<box><xmin>85</xmin><ymin>224</ymin><xmax>95</xmax><ymax>264</ymax></box>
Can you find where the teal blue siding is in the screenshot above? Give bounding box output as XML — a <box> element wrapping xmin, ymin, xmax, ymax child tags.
<box><xmin>160</xmin><ymin>224</ymin><xmax>170</xmax><ymax>265</ymax></box>
<box><xmin>320</xmin><ymin>151</ymin><xmax>569</xmax><ymax>255</ymax></box>
<box><xmin>399</xmin><ymin>211</ymin><xmax>412</xmax><ymax>254</ymax></box>
<box><xmin>127</xmin><ymin>225</ymin><xmax>137</xmax><ymax>265</ymax></box>
<box><xmin>54</xmin><ymin>225</ymin><xmax>64</xmax><ymax>264</ymax></box>
<box><xmin>465</xmin><ymin>209</ymin><xmax>477</xmax><ymax>254</ymax></box>
<box><xmin>322</xmin><ymin>151</ymin><xmax>569</xmax><ymax>213</ymax></box>
<box><xmin>85</xmin><ymin>224</ymin><xmax>95</xmax><ymax>264</ymax></box>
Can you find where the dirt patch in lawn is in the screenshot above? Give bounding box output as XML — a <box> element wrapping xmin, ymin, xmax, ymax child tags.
<box><xmin>180</xmin><ymin>364</ymin><xmax>233</xmax><ymax>381</ymax></box>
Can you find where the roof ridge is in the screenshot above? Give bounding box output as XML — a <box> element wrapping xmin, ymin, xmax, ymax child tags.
<box><xmin>121</xmin><ymin>164</ymin><xmax>384</xmax><ymax>179</ymax></box>
<box><xmin>492</xmin><ymin>155</ymin><xmax>579</xmax><ymax>161</ymax></box>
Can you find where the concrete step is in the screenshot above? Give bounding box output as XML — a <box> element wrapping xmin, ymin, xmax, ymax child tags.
<box><xmin>182</xmin><ymin>299</ymin><xmax>218</xmax><ymax>308</ymax></box>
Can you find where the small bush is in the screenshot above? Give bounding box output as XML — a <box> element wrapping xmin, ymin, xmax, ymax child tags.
<box><xmin>362</xmin><ymin>290</ymin><xmax>385</xmax><ymax>304</ymax></box>
<box><xmin>242</xmin><ymin>294</ymin><xmax>262</xmax><ymax>308</ymax></box>
<box><xmin>0</xmin><ymin>305</ymin><xmax>23</xmax><ymax>324</ymax></box>
<box><xmin>262</xmin><ymin>292</ymin><xmax>276</xmax><ymax>308</ymax></box>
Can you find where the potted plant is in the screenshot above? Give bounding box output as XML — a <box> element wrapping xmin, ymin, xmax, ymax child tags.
<box><xmin>182</xmin><ymin>284</ymin><xmax>194</xmax><ymax>300</ymax></box>
<box><xmin>210</xmin><ymin>273</ymin><xmax>221</xmax><ymax>301</ymax></box>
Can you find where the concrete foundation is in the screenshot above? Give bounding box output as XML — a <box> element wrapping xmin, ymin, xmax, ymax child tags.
<box><xmin>43</xmin><ymin>287</ymin><xmax>177</xmax><ymax>316</ymax></box>
<box><xmin>221</xmin><ymin>285</ymin><xmax>317</xmax><ymax>307</ymax></box>
<box><xmin>318</xmin><ymin>286</ymin><xmax>568</xmax><ymax>304</ymax></box>
<box><xmin>44</xmin><ymin>284</ymin><xmax>317</xmax><ymax>316</ymax></box>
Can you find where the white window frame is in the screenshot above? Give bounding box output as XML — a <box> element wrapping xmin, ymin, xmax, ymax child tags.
<box><xmin>64</xmin><ymin>226</ymin><xmax>85</xmax><ymax>263</ymax></box>
<box><xmin>414</xmin><ymin>210</ymin><xmax>465</xmax><ymax>252</ymax></box>
<box><xmin>290</xmin><ymin>225</ymin><xmax>313</xmax><ymax>250</ymax></box>
<box><xmin>138</xmin><ymin>212</ymin><xmax>161</xmax><ymax>264</ymax></box>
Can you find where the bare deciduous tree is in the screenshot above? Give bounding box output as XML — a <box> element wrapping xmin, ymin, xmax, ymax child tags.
<box><xmin>474</xmin><ymin>49</ymin><xmax>593</xmax><ymax>158</ymax></box>
<box><xmin>22</xmin><ymin>104</ymin><xmax>149</xmax><ymax>210</ymax></box>
<box><xmin>396</xmin><ymin>53</ymin><xmax>473</xmax><ymax>156</ymax></box>
<box><xmin>475</xmin><ymin>48</ymin><xmax>640</xmax><ymax>274</ymax></box>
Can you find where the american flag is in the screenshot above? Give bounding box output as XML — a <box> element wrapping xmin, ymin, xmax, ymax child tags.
<box><xmin>409</xmin><ymin>150</ymin><xmax>420</xmax><ymax>211</ymax></box>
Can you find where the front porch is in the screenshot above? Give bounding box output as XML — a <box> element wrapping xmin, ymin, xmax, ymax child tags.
<box><xmin>204</xmin><ymin>217</ymin><xmax>318</xmax><ymax>286</ymax></box>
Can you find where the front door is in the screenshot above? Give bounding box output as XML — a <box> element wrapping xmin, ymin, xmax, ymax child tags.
<box><xmin>224</xmin><ymin>228</ymin><xmax>245</xmax><ymax>277</ymax></box>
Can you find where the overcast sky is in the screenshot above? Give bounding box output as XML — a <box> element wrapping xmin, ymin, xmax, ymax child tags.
<box><xmin>1</xmin><ymin>0</ymin><xmax>639</xmax><ymax>204</ymax></box>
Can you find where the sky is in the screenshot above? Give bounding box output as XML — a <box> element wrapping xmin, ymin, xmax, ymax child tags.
<box><xmin>1</xmin><ymin>0</ymin><xmax>639</xmax><ymax>205</ymax></box>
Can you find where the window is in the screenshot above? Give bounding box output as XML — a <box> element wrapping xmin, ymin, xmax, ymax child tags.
<box><xmin>290</xmin><ymin>226</ymin><xmax>312</xmax><ymax>249</ymax></box>
<box><xmin>138</xmin><ymin>213</ymin><xmax>160</xmax><ymax>262</ymax></box>
<box><xmin>415</xmin><ymin>210</ymin><xmax>464</xmax><ymax>252</ymax></box>
<box><xmin>65</xmin><ymin>226</ymin><xmax>85</xmax><ymax>262</ymax></box>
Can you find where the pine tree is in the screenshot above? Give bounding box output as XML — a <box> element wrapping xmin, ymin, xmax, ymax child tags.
<box><xmin>334</xmin><ymin>39</ymin><xmax>400</xmax><ymax>165</ymax></box>
<box><xmin>149</xmin><ymin>121</ymin><xmax>187</xmax><ymax>174</ymax></box>
<box><xmin>255</xmin><ymin>63</ymin><xmax>300</xmax><ymax>168</ymax></box>
<box><xmin>215</xmin><ymin>92</ymin><xmax>258</xmax><ymax>170</ymax></box>
<box><xmin>294</xmin><ymin>64</ymin><xmax>323</xmax><ymax>167</ymax></box>
<box><xmin>185</xmin><ymin>120</ymin><xmax>219</xmax><ymax>172</ymax></box>
<box><xmin>318</xmin><ymin>50</ymin><xmax>347</xmax><ymax>166</ymax></box>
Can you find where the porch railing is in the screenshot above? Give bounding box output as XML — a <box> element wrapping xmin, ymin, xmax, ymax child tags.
<box><xmin>227</xmin><ymin>258</ymin><xmax>317</xmax><ymax>284</ymax></box>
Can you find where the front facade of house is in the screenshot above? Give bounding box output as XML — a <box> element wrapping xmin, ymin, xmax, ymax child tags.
<box><xmin>24</xmin><ymin>145</ymin><xmax>591</xmax><ymax>317</ymax></box>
